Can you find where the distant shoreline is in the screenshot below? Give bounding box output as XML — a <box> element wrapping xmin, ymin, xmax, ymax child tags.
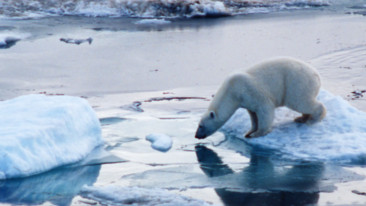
<box><xmin>0</xmin><ymin>10</ymin><xmax>366</xmax><ymax>109</ymax></box>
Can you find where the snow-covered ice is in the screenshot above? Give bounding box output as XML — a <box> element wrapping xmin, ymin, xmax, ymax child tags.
<box><xmin>221</xmin><ymin>90</ymin><xmax>366</xmax><ymax>164</ymax></box>
<box><xmin>146</xmin><ymin>133</ymin><xmax>173</xmax><ymax>152</ymax></box>
<box><xmin>81</xmin><ymin>185</ymin><xmax>214</xmax><ymax>206</ymax></box>
<box><xmin>0</xmin><ymin>94</ymin><xmax>102</xmax><ymax>179</ymax></box>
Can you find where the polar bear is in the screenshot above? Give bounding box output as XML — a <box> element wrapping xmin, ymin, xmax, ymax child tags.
<box><xmin>195</xmin><ymin>57</ymin><xmax>326</xmax><ymax>139</ymax></box>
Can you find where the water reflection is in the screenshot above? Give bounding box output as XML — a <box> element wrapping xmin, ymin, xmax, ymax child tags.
<box><xmin>0</xmin><ymin>165</ymin><xmax>100</xmax><ymax>206</ymax></box>
<box><xmin>195</xmin><ymin>145</ymin><xmax>324</xmax><ymax>206</ymax></box>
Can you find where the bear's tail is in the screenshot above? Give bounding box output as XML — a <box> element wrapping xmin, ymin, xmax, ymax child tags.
<box><xmin>308</xmin><ymin>102</ymin><xmax>326</xmax><ymax>124</ymax></box>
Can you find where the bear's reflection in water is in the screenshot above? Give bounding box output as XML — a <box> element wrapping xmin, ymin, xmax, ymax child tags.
<box><xmin>195</xmin><ymin>145</ymin><xmax>323</xmax><ymax>206</ymax></box>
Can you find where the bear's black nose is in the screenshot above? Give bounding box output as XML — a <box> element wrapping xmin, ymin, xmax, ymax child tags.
<box><xmin>195</xmin><ymin>125</ymin><xmax>207</xmax><ymax>139</ymax></box>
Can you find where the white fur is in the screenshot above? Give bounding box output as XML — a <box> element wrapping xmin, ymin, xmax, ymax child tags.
<box><xmin>195</xmin><ymin>57</ymin><xmax>326</xmax><ymax>139</ymax></box>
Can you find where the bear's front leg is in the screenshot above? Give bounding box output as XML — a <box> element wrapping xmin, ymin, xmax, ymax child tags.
<box><xmin>246</xmin><ymin>106</ymin><xmax>274</xmax><ymax>138</ymax></box>
<box><xmin>245</xmin><ymin>110</ymin><xmax>258</xmax><ymax>138</ymax></box>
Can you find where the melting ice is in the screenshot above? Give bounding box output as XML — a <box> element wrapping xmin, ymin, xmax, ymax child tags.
<box><xmin>0</xmin><ymin>94</ymin><xmax>103</xmax><ymax>179</ymax></box>
<box><xmin>221</xmin><ymin>90</ymin><xmax>366</xmax><ymax>164</ymax></box>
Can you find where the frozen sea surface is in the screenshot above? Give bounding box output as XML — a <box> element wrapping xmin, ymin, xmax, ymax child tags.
<box><xmin>1</xmin><ymin>5</ymin><xmax>366</xmax><ymax>205</ymax></box>
<box><xmin>221</xmin><ymin>90</ymin><xmax>366</xmax><ymax>164</ymax></box>
<box><xmin>81</xmin><ymin>185</ymin><xmax>215</xmax><ymax>206</ymax></box>
<box><xmin>91</xmin><ymin>88</ymin><xmax>366</xmax><ymax>205</ymax></box>
<box><xmin>0</xmin><ymin>94</ymin><xmax>102</xmax><ymax>179</ymax></box>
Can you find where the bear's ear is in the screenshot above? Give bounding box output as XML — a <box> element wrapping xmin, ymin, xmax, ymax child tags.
<box><xmin>210</xmin><ymin>111</ymin><xmax>216</xmax><ymax>119</ymax></box>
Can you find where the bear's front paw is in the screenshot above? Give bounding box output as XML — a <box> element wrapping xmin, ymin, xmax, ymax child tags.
<box><xmin>245</xmin><ymin>130</ymin><xmax>255</xmax><ymax>138</ymax></box>
<box><xmin>246</xmin><ymin>130</ymin><xmax>270</xmax><ymax>138</ymax></box>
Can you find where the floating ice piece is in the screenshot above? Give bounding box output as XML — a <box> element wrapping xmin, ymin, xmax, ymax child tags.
<box><xmin>221</xmin><ymin>90</ymin><xmax>366</xmax><ymax>164</ymax></box>
<box><xmin>0</xmin><ymin>32</ymin><xmax>30</xmax><ymax>49</ymax></box>
<box><xmin>146</xmin><ymin>133</ymin><xmax>173</xmax><ymax>152</ymax></box>
<box><xmin>0</xmin><ymin>37</ymin><xmax>19</xmax><ymax>49</ymax></box>
<box><xmin>81</xmin><ymin>185</ymin><xmax>213</xmax><ymax>206</ymax></box>
<box><xmin>0</xmin><ymin>94</ymin><xmax>103</xmax><ymax>179</ymax></box>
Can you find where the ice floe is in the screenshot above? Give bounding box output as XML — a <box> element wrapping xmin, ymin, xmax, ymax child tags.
<box><xmin>221</xmin><ymin>90</ymin><xmax>366</xmax><ymax>164</ymax></box>
<box><xmin>0</xmin><ymin>94</ymin><xmax>103</xmax><ymax>179</ymax></box>
<box><xmin>0</xmin><ymin>32</ymin><xmax>30</xmax><ymax>49</ymax></box>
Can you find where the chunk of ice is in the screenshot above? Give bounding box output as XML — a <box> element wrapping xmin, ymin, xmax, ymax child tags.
<box><xmin>0</xmin><ymin>94</ymin><xmax>102</xmax><ymax>179</ymax></box>
<box><xmin>0</xmin><ymin>32</ymin><xmax>29</xmax><ymax>49</ymax></box>
<box><xmin>146</xmin><ymin>133</ymin><xmax>173</xmax><ymax>152</ymax></box>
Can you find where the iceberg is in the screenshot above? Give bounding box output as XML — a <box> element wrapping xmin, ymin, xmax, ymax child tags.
<box><xmin>0</xmin><ymin>94</ymin><xmax>103</xmax><ymax>179</ymax></box>
<box><xmin>221</xmin><ymin>90</ymin><xmax>366</xmax><ymax>164</ymax></box>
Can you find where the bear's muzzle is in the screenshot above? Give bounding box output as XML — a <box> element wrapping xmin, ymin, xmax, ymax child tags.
<box><xmin>195</xmin><ymin>125</ymin><xmax>207</xmax><ymax>139</ymax></box>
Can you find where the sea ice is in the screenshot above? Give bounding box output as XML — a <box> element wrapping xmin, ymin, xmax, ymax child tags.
<box><xmin>146</xmin><ymin>133</ymin><xmax>173</xmax><ymax>152</ymax></box>
<box><xmin>0</xmin><ymin>94</ymin><xmax>103</xmax><ymax>179</ymax></box>
<box><xmin>221</xmin><ymin>90</ymin><xmax>366</xmax><ymax>164</ymax></box>
<box><xmin>81</xmin><ymin>185</ymin><xmax>214</xmax><ymax>206</ymax></box>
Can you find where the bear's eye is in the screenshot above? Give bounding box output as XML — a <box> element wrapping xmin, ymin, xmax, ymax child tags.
<box><xmin>210</xmin><ymin>111</ymin><xmax>215</xmax><ymax>119</ymax></box>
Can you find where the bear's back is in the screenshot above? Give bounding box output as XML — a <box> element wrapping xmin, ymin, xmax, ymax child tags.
<box><xmin>245</xmin><ymin>57</ymin><xmax>321</xmax><ymax>107</ymax></box>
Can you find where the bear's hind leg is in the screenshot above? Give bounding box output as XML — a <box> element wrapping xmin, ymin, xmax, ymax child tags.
<box><xmin>307</xmin><ymin>101</ymin><xmax>326</xmax><ymax>124</ymax></box>
<box><xmin>245</xmin><ymin>110</ymin><xmax>258</xmax><ymax>138</ymax></box>
<box><xmin>294</xmin><ymin>114</ymin><xmax>311</xmax><ymax>123</ymax></box>
<box><xmin>290</xmin><ymin>99</ymin><xmax>326</xmax><ymax>124</ymax></box>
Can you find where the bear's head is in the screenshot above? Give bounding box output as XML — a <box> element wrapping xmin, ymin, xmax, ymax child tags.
<box><xmin>195</xmin><ymin>110</ymin><xmax>222</xmax><ymax>139</ymax></box>
<box><xmin>195</xmin><ymin>76</ymin><xmax>243</xmax><ymax>139</ymax></box>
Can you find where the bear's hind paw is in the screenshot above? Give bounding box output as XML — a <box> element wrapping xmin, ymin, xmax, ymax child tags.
<box><xmin>294</xmin><ymin>114</ymin><xmax>311</xmax><ymax>123</ymax></box>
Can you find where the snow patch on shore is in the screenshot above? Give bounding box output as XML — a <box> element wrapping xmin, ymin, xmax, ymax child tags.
<box><xmin>0</xmin><ymin>32</ymin><xmax>30</xmax><ymax>48</ymax></box>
